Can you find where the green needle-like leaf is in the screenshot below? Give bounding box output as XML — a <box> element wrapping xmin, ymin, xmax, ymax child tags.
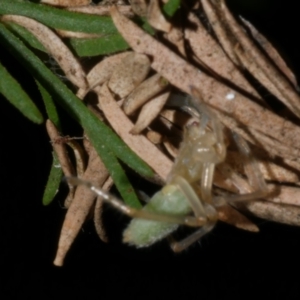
<box><xmin>0</xmin><ymin>62</ymin><xmax>43</xmax><ymax>124</ymax></box>
<box><xmin>36</xmin><ymin>80</ymin><xmax>61</xmax><ymax>129</ymax></box>
<box><xmin>68</xmin><ymin>34</ymin><xmax>129</xmax><ymax>57</ymax></box>
<box><xmin>42</xmin><ymin>152</ymin><xmax>63</xmax><ymax>206</ymax></box>
<box><xmin>163</xmin><ymin>0</ymin><xmax>181</xmax><ymax>17</ymax></box>
<box><xmin>0</xmin><ymin>0</ymin><xmax>117</xmax><ymax>34</ymax></box>
<box><xmin>6</xmin><ymin>22</ymin><xmax>46</xmax><ymax>53</ymax></box>
<box><xmin>0</xmin><ymin>23</ymin><xmax>152</xmax><ymax>207</ymax></box>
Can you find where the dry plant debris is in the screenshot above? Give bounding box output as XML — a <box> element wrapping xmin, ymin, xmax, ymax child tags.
<box><xmin>2</xmin><ymin>0</ymin><xmax>300</xmax><ymax>266</ymax></box>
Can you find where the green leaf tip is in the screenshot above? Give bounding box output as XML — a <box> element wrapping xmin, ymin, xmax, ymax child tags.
<box><xmin>42</xmin><ymin>152</ymin><xmax>63</xmax><ymax>206</ymax></box>
<box><xmin>0</xmin><ymin>62</ymin><xmax>44</xmax><ymax>124</ymax></box>
<box><xmin>0</xmin><ymin>0</ymin><xmax>118</xmax><ymax>34</ymax></box>
<box><xmin>163</xmin><ymin>0</ymin><xmax>181</xmax><ymax>17</ymax></box>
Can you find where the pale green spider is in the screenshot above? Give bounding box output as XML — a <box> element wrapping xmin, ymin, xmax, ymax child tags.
<box><xmin>67</xmin><ymin>94</ymin><xmax>268</xmax><ymax>252</ymax></box>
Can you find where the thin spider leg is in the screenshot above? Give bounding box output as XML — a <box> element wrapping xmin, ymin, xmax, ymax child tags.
<box><xmin>214</xmin><ymin>132</ymin><xmax>269</xmax><ymax>205</ymax></box>
<box><xmin>170</xmin><ymin>222</ymin><xmax>215</xmax><ymax>252</ymax></box>
<box><xmin>172</xmin><ymin>176</ymin><xmax>207</xmax><ymax>218</ymax></box>
<box><xmin>232</xmin><ymin>132</ymin><xmax>268</xmax><ymax>194</ymax></box>
<box><xmin>66</xmin><ymin>177</ymin><xmax>208</xmax><ymax>227</ymax></box>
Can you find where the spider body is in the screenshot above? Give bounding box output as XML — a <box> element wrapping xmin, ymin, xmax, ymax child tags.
<box><xmin>122</xmin><ymin>100</ymin><xmax>226</xmax><ymax>249</ymax></box>
<box><xmin>67</xmin><ymin>95</ymin><xmax>267</xmax><ymax>252</ymax></box>
<box><xmin>68</xmin><ymin>96</ymin><xmax>228</xmax><ymax>251</ymax></box>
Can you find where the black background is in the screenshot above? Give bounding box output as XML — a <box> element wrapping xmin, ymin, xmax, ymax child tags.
<box><xmin>1</xmin><ymin>1</ymin><xmax>300</xmax><ymax>299</ymax></box>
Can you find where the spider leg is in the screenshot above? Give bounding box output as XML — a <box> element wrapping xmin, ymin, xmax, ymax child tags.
<box><xmin>232</xmin><ymin>132</ymin><xmax>268</xmax><ymax>194</ymax></box>
<box><xmin>66</xmin><ymin>177</ymin><xmax>208</xmax><ymax>227</ymax></box>
<box><xmin>214</xmin><ymin>133</ymin><xmax>269</xmax><ymax>204</ymax></box>
<box><xmin>170</xmin><ymin>222</ymin><xmax>215</xmax><ymax>252</ymax></box>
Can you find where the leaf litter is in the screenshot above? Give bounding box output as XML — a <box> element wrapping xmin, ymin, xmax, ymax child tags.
<box><xmin>3</xmin><ymin>0</ymin><xmax>300</xmax><ymax>265</ymax></box>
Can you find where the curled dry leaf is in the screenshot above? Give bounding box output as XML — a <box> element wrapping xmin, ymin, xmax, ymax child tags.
<box><xmin>94</xmin><ymin>176</ymin><xmax>114</xmax><ymax>243</ymax></box>
<box><xmin>267</xmin><ymin>184</ymin><xmax>300</xmax><ymax>207</ymax></box>
<box><xmin>123</xmin><ymin>74</ymin><xmax>169</xmax><ymax>115</ymax></box>
<box><xmin>108</xmin><ymin>52</ymin><xmax>151</xmax><ymax>98</ymax></box>
<box><xmin>240</xmin><ymin>17</ymin><xmax>298</xmax><ymax>89</ymax></box>
<box><xmin>95</xmin><ymin>83</ymin><xmax>173</xmax><ymax>181</ymax></box>
<box><xmin>130</xmin><ymin>91</ymin><xmax>170</xmax><ymax>134</ymax></box>
<box><xmin>200</xmin><ymin>0</ymin><xmax>240</xmax><ymax>66</ymax></box>
<box><xmin>54</xmin><ymin>144</ymin><xmax>109</xmax><ymax>266</ymax></box>
<box><xmin>217</xmin><ymin>204</ymin><xmax>259</xmax><ymax>232</ymax></box>
<box><xmin>226</xmin><ymin>150</ymin><xmax>300</xmax><ymax>183</ymax></box>
<box><xmin>110</xmin><ymin>6</ymin><xmax>300</xmax><ymax>152</ymax></box>
<box><xmin>165</xmin><ymin>25</ymin><xmax>186</xmax><ymax>57</ymax></box>
<box><xmin>40</xmin><ymin>0</ymin><xmax>91</xmax><ymax>7</ymax></box>
<box><xmin>147</xmin><ymin>0</ymin><xmax>172</xmax><ymax>33</ymax></box>
<box><xmin>65</xmin><ymin>139</ymin><xmax>86</xmax><ymax>177</ymax></box>
<box><xmin>77</xmin><ymin>51</ymin><xmax>130</xmax><ymax>99</ymax></box>
<box><xmin>218</xmin><ymin>161</ymin><xmax>300</xmax><ymax>225</ymax></box>
<box><xmin>204</xmin><ymin>0</ymin><xmax>300</xmax><ymax>117</ymax></box>
<box><xmin>1</xmin><ymin>15</ymin><xmax>87</xmax><ymax>90</ymax></box>
<box><xmin>185</xmin><ymin>11</ymin><xmax>262</xmax><ymax>101</ymax></box>
<box><xmin>46</xmin><ymin>120</ymin><xmax>75</xmax><ymax>178</ymax></box>
<box><xmin>241</xmin><ymin>201</ymin><xmax>300</xmax><ymax>227</ymax></box>
<box><xmin>46</xmin><ymin>120</ymin><xmax>76</xmax><ymax>207</ymax></box>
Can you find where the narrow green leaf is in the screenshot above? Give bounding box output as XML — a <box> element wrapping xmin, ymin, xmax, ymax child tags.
<box><xmin>68</xmin><ymin>34</ymin><xmax>129</xmax><ymax>57</ymax></box>
<box><xmin>6</xmin><ymin>22</ymin><xmax>46</xmax><ymax>53</ymax></box>
<box><xmin>0</xmin><ymin>24</ymin><xmax>152</xmax><ymax>207</ymax></box>
<box><xmin>36</xmin><ymin>80</ymin><xmax>61</xmax><ymax>129</ymax></box>
<box><xmin>7</xmin><ymin>21</ymin><xmax>129</xmax><ymax>58</ymax></box>
<box><xmin>42</xmin><ymin>152</ymin><xmax>63</xmax><ymax>206</ymax></box>
<box><xmin>0</xmin><ymin>0</ymin><xmax>117</xmax><ymax>34</ymax></box>
<box><xmin>163</xmin><ymin>0</ymin><xmax>181</xmax><ymax>17</ymax></box>
<box><xmin>0</xmin><ymin>62</ymin><xmax>44</xmax><ymax>124</ymax></box>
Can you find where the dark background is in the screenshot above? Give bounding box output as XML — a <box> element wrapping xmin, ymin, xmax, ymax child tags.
<box><xmin>1</xmin><ymin>1</ymin><xmax>300</xmax><ymax>299</ymax></box>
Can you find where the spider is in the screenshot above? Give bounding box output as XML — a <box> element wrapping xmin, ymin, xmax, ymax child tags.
<box><xmin>67</xmin><ymin>94</ymin><xmax>268</xmax><ymax>252</ymax></box>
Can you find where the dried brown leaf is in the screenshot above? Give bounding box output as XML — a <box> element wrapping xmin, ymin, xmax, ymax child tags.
<box><xmin>93</xmin><ymin>176</ymin><xmax>114</xmax><ymax>243</ymax></box>
<box><xmin>65</xmin><ymin>139</ymin><xmax>86</xmax><ymax>177</ymax></box>
<box><xmin>130</xmin><ymin>91</ymin><xmax>170</xmax><ymax>134</ymax></box>
<box><xmin>267</xmin><ymin>184</ymin><xmax>300</xmax><ymax>207</ymax></box>
<box><xmin>226</xmin><ymin>150</ymin><xmax>300</xmax><ymax>183</ymax></box>
<box><xmin>46</xmin><ymin>120</ymin><xmax>76</xmax><ymax>208</ymax></box>
<box><xmin>110</xmin><ymin>6</ymin><xmax>300</xmax><ymax>151</ymax></box>
<box><xmin>96</xmin><ymin>83</ymin><xmax>172</xmax><ymax>180</ymax></box>
<box><xmin>165</xmin><ymin>25</ymin><xmax>186</xmax><ymax>56</ymax></box>
<box><xmin>241</xmin><ymin>201</ymin><xmax>300</xmax><ymax>227</ymax></box>
<box><xmin>53</xmin><ymin>145</ymin><xmax>109</xmax><ymax>266</ymax></box>
<box><xmin>123</xmin><ymin>74</ymin><xmax>169</xmax><ymax>115</ymax></box>
<box><xmin>147</xmin><ymin>0</ymin><xmax>171</xmax><ymax>33</ymax></box>
<box><xmin>210</xmin><ymin>0</ymin><xmax>300</xmax><ymax>117</ymax></box>
<box><xmin>77</xmin><ymin>51</ymin><xmax>130</xmax><ymax>99</ymax></box>
<box><xmin>46</xmin><ymin>120</ymin><xmax>75</xmax><ymax>178</ymax></box>
<box><xmin>217</xmin><ymin>204</ymin><xmax>259</xmax><ymax>232</ymax></box>
<box><xmin>1</xmin><ymin>15</ymin><xmax>87</xmax><ymax>90</ymax></box>
<box><xmin>185</xmin><ymin>11</ymin><xmax>262</xmax><ymax>100</ymax></box>
<box><xmin>108</xmin><ymin>52</ymin><xmax>151</xmax><ymax>98</ymax></box>
<box><xmin>201</xmin><ymin>0</ymin><xmax>240</xmax><ymax>66</ymax></box>
<box><xmin>240</xmin><ymin>17</ymin><xmax>298</xmax><ymax>89</ymax></box>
